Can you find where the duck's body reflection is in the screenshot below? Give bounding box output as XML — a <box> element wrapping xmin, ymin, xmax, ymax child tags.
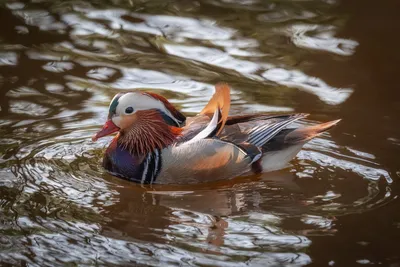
<box><xmin>97</xmin><ymin>172</ymin><xmax>312</xmax><ymax>265</ymax></box>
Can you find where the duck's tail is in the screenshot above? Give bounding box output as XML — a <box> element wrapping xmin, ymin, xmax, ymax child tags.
<box><xmin>259</xmin><ymin>119</ymin><xmax>341</xmax><ymax>172</ymax></box>
<box><xmin>284</xmin><ymin>119</ymin><xmax>341</xmax><ymax>144</ymax></box>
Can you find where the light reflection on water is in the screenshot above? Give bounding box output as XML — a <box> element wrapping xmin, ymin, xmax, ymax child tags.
<box><xmin>0</xmin><ymin>0</ymin><xmax>398</xmax><ymax>266</ymax></box>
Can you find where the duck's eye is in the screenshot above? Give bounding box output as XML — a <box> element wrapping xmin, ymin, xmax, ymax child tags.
<box><xmin>125</xmin><ymin>107</ymin><xmax>134</xmax><ymax>114</ymax></box>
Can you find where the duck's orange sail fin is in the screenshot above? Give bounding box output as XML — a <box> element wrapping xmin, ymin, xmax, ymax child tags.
<box><xmin>200</xmin><ymin>83</ymin><xmax>231</xmax><ymax>135</ymax></box>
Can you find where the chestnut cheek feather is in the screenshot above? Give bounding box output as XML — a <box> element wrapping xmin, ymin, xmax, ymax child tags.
<box><xmin>117</xmin><ymin>110</ymin><xmax>182</xmax><ymax>155</ymax></box>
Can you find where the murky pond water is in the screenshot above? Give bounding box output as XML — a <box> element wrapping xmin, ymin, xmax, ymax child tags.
<box><xmin>0</xmin><ymin>0</ymin><xmax>399</xmax><ymax>266</ymax></box>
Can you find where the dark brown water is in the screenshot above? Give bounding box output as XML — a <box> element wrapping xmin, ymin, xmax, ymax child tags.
<box><xmin>0</xmin><ymin>0</ymin><xmax>399</xmax><ymax>266</ymax></box>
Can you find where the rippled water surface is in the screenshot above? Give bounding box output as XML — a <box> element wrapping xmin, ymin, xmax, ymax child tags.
<box><xmin>1</xmin><ymin>0</ymin><xmax>399</xmax><ymax>266</ymax></box>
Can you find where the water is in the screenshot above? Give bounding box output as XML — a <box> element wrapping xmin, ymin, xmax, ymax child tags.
<box><xmin>0</xmin><ymin>0</ymin><xmax>399</xmax><ymax>266</ymax></box>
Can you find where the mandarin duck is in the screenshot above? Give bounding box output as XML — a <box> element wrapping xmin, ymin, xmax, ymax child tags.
<box><xmin>92</xmin><ymin>83</ymin><xmax>340</xmax><ymax>184</ymax></box>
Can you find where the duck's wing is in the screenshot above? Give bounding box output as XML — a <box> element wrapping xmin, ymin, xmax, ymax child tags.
<box><xmin>220</xmin><ymin>113</ymin><xmax>309</xmax><ymax>145</ymax></box>
<box><xmin>185</xmin><ymin>82</ymin><xmax>231</xmax><ymax>135</ymax></box>
<box><xmin>225</xmin><ymin>113</ymin><xmax>296</xmax><ymax>125</ymax></box>
<box><xmin>180</xmin><ymin>83</ymin><xmax>231</xmax><ymax>142</ymax></box>
<box><xmin>200</xmin><ymin>83</ymin><xmax>230</xmax><ymax>133</ymax></box>
<box><xmin>156</xmin><ymin>106</ymin><xmax>261</xmax><ymax>184</ymax></box>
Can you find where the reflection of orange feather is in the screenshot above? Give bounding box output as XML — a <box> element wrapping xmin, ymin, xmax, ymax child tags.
<box><xmin>200</xmin><ymin>83</ymin><xmax>231</xmax><ymax>135</ymax></box>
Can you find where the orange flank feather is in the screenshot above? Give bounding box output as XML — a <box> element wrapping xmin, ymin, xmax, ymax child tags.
<box><xmin>190</xmin><ymin>146</ymin><xmax>243</xmax><ymax>171</ymax></box>
<box><xmin>200</xmin><ymin>83</ymin><xmax>231</xmax><ymax>135</ymax></box>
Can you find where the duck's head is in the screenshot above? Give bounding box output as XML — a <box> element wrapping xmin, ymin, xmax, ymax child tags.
<box><xmin>92</xmin><ymin>91</ymin><xmax>186</xmax><ymax>146</ymax></box>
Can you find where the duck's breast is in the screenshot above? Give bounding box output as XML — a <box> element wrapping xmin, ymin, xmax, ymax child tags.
<box><xmin>103</xmin><ymin>141</ymin><xmax>144</xmax><ymax>182</ymax></box>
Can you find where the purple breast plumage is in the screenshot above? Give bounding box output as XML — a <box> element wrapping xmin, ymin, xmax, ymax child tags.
<box><xmin>103</xmin><ymin>139</ymin><xmax>162</xmax><ymax>184</ymax></box>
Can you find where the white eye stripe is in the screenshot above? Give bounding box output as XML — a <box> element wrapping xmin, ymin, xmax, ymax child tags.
<box><xmin>115</xmin><ymin>92</ymin><xmax>179</xmax><ymax>124</ymax></box>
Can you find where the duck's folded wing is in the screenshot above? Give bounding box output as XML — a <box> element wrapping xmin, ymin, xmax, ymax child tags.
<box><xmin>157</xmin><ymin>139</ymin><xmax>258</xmax><ymax>184</ymax></box>
<box><xmin>220</xmin><ymin>114</ymin><xmax>309</xmax><ymax>145</ymax></box>
<box><xmin>184</xmin><ymin>113</ymin><xmax>310</xmax><ymax>144</ymax></box>
<box><xmin>225</xmin><ymin>113</ymin><xmax>298</xmax><ymax>125</ymax></box>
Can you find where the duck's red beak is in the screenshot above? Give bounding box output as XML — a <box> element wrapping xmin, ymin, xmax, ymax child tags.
<box><xmin>92</xmin><ymin>119</ymin><xmax>120</xmax><ymax>142</ymax></box>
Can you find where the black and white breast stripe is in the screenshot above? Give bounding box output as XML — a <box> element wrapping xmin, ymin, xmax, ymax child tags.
<box><xmin>140</xmin><ymin>149</ymin><xmax>162</xmax><ymax>184</ymax></box>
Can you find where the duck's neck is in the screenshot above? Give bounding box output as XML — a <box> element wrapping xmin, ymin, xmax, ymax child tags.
<box><xmin>117</xmin><ymin>110</ymin><xmax>182</xmax><ymax>156</ymax></box>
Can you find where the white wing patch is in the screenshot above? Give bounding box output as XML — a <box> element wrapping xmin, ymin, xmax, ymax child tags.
<box><xmin>184</xmin><ymin>108</ymin><xmax>221</xmax><ymax>145</ymax></box>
